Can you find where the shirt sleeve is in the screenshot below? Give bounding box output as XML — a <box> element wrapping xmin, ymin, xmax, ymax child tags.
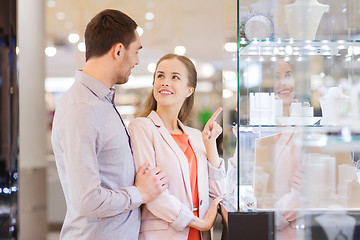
<box><xmin>57</xmin><ymin>104</ymin><xmax>142</xmax><ymax>218</ymax></box>
<box><xmin>208</xmin><ymin>158</ymin><xmax>226</xmax><ymax>199</ymax></box>
<box><xmin>128</xmin><ymin>119</ymin><xmax>194</xmax><ymax>231</ymax></box>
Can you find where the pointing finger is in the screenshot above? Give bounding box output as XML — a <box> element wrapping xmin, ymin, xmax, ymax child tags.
<box><xmin>208</xmin><ymin>107</ymin><xmax>223</xmax><ymax>123</ymax></box>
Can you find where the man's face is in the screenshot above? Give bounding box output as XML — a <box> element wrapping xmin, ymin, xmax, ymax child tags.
<box><xmin>115</xmin><ymin>30</ymin><xmax>142</xmax><ymax>85</ymax></box>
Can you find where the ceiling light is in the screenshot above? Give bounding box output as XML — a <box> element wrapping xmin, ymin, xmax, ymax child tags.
<box><xmin>224</xmin><ymin>42</ymin><xmax>237</xmax><ymax>52</ymax></box>
<box><xmin>78</xmin><ymin>42</ymin><xmax>86</xmax><ymax>52</ymax></box>
<box><xmin>285</xmin><ymin>45</ymin><xmax>293</xmax><ymax>55</ymax></box>
<box><xmin>47</xmin><ymin>0</ymin><xmax>56</xmax><ymax>7</ymax></box>
<box><xmin>174</xmin><ymin>46</ymin><xmax>186</xmax><ymax>55</ymax></box>
<box><xmin>145</xmin><ymin>12</ymin><xmax>154</xmax><ymax>21</ymax></box>
<box><xmin>56</xmin><ymin>12</ymin><xmax>65</xmax><ymax>20</ymax></box>
<box><xmin>68</xmin><ymin>33</ymin><xmax>79</xmax><ymax>43</ymax></box>
<box><xmin>16</xmin><ymin>46</ymin><xmax>19</xmax><ymax>55</ymax></box>
<box><xmin>147</xmin><ymin>63</ymin><xmax>156</xmax><ymax>73</ymax></box>
<box><xmin>136</xmin><ymin>27</ymin><xmax>144</xmax><ymax>36</ymax></box>
<box><xmin>198</xmin><ymin>63</ymin><xmax>215</xmax><ymax>79</ymax></box>
<box><xmin>45</xmin><ymin>47</ymin><xmax>57</xmax><ymax>57</ymax></box>
<box><xmin>223</xmin><ymin>89</ymin><xmax>234</xmax><ymax>99</ymax></box>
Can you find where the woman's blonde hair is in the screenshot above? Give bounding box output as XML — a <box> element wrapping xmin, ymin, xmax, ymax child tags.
<box><xmin>138</xmin><ymin>53</ymin><xmax>197</xmax><ymax>122</ymax></box>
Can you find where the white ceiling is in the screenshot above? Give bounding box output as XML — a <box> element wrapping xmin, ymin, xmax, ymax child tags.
<box><xmin>45</xmin><ymin>0</ymin><xmax>360</xmax><ymax>81</ymax></box>
<box><xmin>45</xmin><ymin>0</ymin><xmax>237</xmax><ymax>79</ymax></box>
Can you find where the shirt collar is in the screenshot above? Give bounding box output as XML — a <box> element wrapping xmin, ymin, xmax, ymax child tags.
<box><xmin>75</xmin><ymin>70</ymin><xmax>113</xmax><ymax>102</ymax></box>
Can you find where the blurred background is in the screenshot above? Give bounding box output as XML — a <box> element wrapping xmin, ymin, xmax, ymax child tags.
<box><xmin>2</xmin><ymin>0</ymin><xmax>238</xmax><ymax>239</ymax></box>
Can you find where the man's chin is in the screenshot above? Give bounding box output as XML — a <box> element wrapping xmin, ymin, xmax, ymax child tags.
<box><xmin>117</xmin><ymin>77</ymin><xmax>129</xmax><ymax>85</ymax></box>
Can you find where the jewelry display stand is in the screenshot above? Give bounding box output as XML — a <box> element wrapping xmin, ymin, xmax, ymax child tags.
<box><xmin>285</xmin><ymin>0</ymin><xmax>329</xmax><ymax>39</ymax></box>
<box><xmin>315</xmin><ymin>212</ymin><xmax>356</xmax><ymax>240</ymax></box>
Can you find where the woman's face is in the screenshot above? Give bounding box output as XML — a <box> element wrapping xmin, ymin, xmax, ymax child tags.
<box><xmin>274</xmin><ymin>60</ymin><xmax>295</xmax><ymax>106</ymax></box>
<box><xmin>153</xmin><ymin>58</ymin><xmax>194</xmax><ymax>108</ymax></box>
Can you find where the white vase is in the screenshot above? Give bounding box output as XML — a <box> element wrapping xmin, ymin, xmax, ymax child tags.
<box><xmin>285</xmin><ymin>0</ymin><xmax>329</xmax><ymax>40</ymax></box>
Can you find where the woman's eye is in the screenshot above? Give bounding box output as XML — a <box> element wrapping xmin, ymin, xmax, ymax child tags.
<box><xmin>157</xmin><ymin>74</ymin><xmax>164</xmax><ymax>78</ymax></box>
<box><xmin>286</xmin><ymin>73</ymin><xmax>292</xmax><ymax>78</ymax></box>
<box><xmin>173</xmin><ymin>75</ymin><xmax>180</xmax><ymax>80</ymax></box>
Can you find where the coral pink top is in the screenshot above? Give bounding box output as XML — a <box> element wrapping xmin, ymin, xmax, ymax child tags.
<box><xmin>171</xmin><ymin>133</ymin><xmax>200</xmax><ymax>240</ymax></box>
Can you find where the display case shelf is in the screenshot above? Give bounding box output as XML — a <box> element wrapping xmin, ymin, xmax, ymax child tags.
<box><xmin>239</xmin><ymin>39</ymin><xmax>360</xmax><ymax>56</ymax></box>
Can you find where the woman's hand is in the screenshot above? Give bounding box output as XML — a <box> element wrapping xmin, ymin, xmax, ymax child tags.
<box><xmin>202</xmin><ymin>107</ymin><xmax>223</xmax><ymax>146</ymax></box>
<box><xmin>202</xmin><ymin>107</ymin><xmax>222</xmax><ymax>168</ymax></box>
<box><xmin>188</xmin><ymin>196</ymin><xmax>224</xmax><ymax>231</ymax></box>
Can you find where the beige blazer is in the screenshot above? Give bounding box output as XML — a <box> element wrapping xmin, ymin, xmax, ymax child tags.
<box><xmin>128</xmin><ymin>111</ymin><xmax>225</xmax><ymax>240</ymax></box>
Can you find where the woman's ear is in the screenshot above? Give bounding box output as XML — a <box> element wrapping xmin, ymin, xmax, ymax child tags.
<box><xmin>186</xmin><ymin>87</ymin><xmax>194</xmax><ymax>98</ymax></box>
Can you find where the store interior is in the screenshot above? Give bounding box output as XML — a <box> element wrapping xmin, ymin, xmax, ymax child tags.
<box><xmin>2</xmin><ymin>0</ymin><xmax>360</xmax><ymax>239</ymax></box>
<box><xmin>43</xmin><ymin>0</ymin><xmax>236</xmax><ymax>239</ymax></box>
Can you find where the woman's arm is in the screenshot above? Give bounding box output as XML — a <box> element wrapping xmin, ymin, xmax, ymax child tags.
<box><xmin>188</xmin><ymin>196</ymin><xmax>224</xmax><ymax>231</ymax></box>
<box><xmin>202</xmin><ymin>107</ymin><xmax>223</xmax><ymax>168</ymax></box>
<box><xmin>129</xmin><ymin>119</ymin><xmax>194</xmax><ymax>231</ymax></box>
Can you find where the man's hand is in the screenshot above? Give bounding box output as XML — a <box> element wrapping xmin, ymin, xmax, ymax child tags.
<box><xmin>135</xmin><ymin>162</ymin><xmax>168</xmax><ymax>203</ymax></box>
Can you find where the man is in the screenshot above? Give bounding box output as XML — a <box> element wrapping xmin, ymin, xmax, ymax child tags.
<box><xmin>51</xmin><ymin>9</ymin><xmax>167</xmax><ymax>240</ymax></box>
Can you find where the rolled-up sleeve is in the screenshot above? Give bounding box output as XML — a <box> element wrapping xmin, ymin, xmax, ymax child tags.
<box><xmin>129</xmin><ymin>119</ymin><xmax>194</xmax><ymax>231</ymax></box>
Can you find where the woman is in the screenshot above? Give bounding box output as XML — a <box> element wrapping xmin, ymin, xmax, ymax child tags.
<box><xmin>274</xmin><ymin>59</ymin><xmax>296</xmax><ymax>116</ymax></box>
<box><xmin>128</xmin><ymin>53</ymin><xmax>225</xmax><ymax>240</ymax></box>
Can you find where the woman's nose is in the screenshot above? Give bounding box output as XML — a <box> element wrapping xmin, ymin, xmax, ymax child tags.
<box><xmin>161</xmin><ymin>82</ymin><xmax>169</xmax><ymax>87</ymax></box>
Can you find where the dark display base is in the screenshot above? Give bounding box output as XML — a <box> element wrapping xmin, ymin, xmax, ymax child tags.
<box><xmin>228</xmin><ymin>211</ymin><xmax>275</xmax><ymax>240</ymax></box>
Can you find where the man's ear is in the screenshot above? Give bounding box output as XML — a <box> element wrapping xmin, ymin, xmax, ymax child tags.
<box><xmin>113</xmin><ymin>43</ymin><xmax>124</xmax><ymax>59</ymax></box>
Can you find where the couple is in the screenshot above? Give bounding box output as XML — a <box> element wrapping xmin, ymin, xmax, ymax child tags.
<box><xmin>51</xmin><ymin>9</ymin><xmax>225</xmax><ymax>240</ymax></box>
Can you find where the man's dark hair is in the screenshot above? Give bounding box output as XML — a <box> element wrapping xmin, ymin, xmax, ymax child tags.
<box><xmin>84</xmin><ymin>9</ymin><xmax>138</xmax><ymax>61</ymax></box>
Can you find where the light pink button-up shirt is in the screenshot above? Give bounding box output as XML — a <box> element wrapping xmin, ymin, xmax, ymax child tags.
<box><xmin>51</xmin><ymin>71</ymin><xmax>142</xmax><ymax>240</ymax></box>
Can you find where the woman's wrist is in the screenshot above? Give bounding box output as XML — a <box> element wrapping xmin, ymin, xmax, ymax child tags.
<box><xmin>188</xmin><ymin>216</ymin><xmax>209</xmax><ymax>231</ymax></box>
<box><xmin>205</xmin><ymin>145</ymin><xmax>221</xmax><ymax>168</ymax></box>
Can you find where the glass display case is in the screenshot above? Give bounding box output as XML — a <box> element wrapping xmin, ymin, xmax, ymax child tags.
<box><xmin>222</xmin><ymin>0</ymin><xmax>360</xmax><ymax>239</ymax></box>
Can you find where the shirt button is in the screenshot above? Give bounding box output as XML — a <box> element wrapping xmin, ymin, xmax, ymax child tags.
<box><xmin>200</xmin><ymin>200</ymin><xmax>203</xmax><ymax>206</ymax></box>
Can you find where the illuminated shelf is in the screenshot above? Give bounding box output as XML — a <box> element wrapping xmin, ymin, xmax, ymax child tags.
<box><xmin>238</xmin><ymin>39</ymin><xmax>360</xmax><ymax>56</ymax></box>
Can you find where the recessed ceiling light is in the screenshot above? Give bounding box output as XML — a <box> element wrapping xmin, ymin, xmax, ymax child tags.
<box><xmin>56</xmin><ymin>12</ymin><xmax>65</xmax><ymax>20</ymax></box>
<box><xmin>45</xmin><ymin>47</ymin><xmax>57</xmax><ymax>57</ymax></box>
<box><xmin>47</xmin><ymin>0</ymin><xmax>56</xmax><ymax>7</ymax></box>
<box><xmin>145</xmin><ymin>12</ymin><xmax>154</xmax><ymax>21</ymax></box>
<box><xmin>174</xmin><ymin>46</ymin><xmax>186</xmax><ymax>55</ymax></box>
<box><xmin>147</xmin><ymin>63</ymin><xmax>156</xmax><ymax>73</ymax></box>
<box><xmin>78</xmin><ymin>42</ymin><xmax>86</xmax><ymax>52</ymax></box>
<box><xmin>68</xmin><ymin>33</ymin><xmax>79</xmax><ymax>43</ymax></box>
<box><xmin>224</xmin><ymin>42</ymin><xmax>237</xmax><ymax>52</ymax></box>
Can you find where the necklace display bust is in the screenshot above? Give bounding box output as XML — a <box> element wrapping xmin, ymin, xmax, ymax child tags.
<box><xmin>315</xmin><ymin>212</ymin><xmax>356</xmax><ymax>240</ymax></box>
<box><xmin>285</xmin><ymin>0</ymin><xmax>329</xmax><ymax>39</ymax></box>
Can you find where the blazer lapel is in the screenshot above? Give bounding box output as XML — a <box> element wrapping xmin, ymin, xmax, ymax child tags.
<box><xmin>148</xmin><ymin>111</ymin><xmax>193</xmax><ymax>205</ymax></box>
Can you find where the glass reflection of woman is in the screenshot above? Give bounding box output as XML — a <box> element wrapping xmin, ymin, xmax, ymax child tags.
<box><xmin>129</xmin><ymin>53</ymin><xmax>225</xmax><ymax>240</ymax></box>
<box><xmin>274</xmin><ymin>59</ymin><xmax>296</xmax><ymax>116</ymax></box>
